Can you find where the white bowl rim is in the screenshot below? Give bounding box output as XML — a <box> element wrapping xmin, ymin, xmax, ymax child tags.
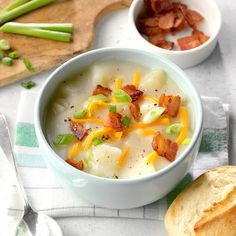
<box><xmin>35</xmin><ymin>47</ymin><xmax>203</xmax><ymax>185</ymax></box>
<box><xmin>128</xmin><ymin>0</ymin><xmax>222</xmax><ymax>55</ymax></box>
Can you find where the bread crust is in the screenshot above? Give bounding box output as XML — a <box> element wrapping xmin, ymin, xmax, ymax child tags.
<box><xmin>164</xmin><ymin>166</ymin><xmax>236</xmax><ymax>236</ymax></box>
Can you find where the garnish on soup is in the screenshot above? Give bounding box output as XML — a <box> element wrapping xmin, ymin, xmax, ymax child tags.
<box><xmin>47</xmin><ymin>61</ymin><xmax>193</xmax><ymax>179</ymax></box>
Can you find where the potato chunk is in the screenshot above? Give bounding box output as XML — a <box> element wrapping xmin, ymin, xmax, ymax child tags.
<box><xmin>89</xmin><ymin>145</ymin><xmax>122</xmax><ymax>178</ymax></box>
<box><xmin>142</xmin><ymin>69</ymin><xmax>167</xmax><ymax>91</ymax></box>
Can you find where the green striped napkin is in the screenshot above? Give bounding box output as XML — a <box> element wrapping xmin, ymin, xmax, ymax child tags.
<box><xmin>7</xmin><ymin>92</ymin><xmax>229</xmax><ymax>220</ymax></box>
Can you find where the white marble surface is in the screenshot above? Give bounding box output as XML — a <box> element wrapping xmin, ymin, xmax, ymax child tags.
<box><xmin>0</xmin><ymin>1</ymin><xmax>235</xmax><ymax>235</ymax></box>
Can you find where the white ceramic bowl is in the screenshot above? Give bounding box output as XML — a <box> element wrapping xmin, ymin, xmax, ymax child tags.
<box><xmin>128</xmin><ymin>0</ymin><xmax>222</xmax><ymax>68</ymax></box>
<box><xmin>35</xmin><ymin>48</ymin><xmax>203</xmax><ymax>209</ymax></box>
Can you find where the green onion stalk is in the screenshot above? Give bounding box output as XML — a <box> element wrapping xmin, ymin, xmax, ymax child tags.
<box><xmin>0</xmin><ymin>0</ymin><xmax>30</xmax><ymax>14</ymax></box>
<box><xmin>0</xmin><ymin>22</ymin><xmax>72</xmax><ymax>42</ymax></box>
<box><xmin>0</xmin><ymin>0</ymin><xmax>54</xmax><ymax>25</ymax></box>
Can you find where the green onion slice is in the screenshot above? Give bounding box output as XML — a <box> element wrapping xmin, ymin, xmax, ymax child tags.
<box><xmin>108</xmin><ymin>104</ymin><xmax>117</xmax><ymax>112</ymax></box>
<box><xmin>0</xmin><ymin>39</ymin><xmax>11</xmax><ymax>50</ymax></box>
<box><xmin>142</xmin><ymin>107</ymin><xmax>165</xmax><ymax>124</ymax></box>
<box><xmin>92</xmin><ymin>137</ymin><xmax>104</xmax><ymax>146</ymax></box>
<box><xmin>165</xmin><ymin>123</ymin><xmax>183</xmax><ymax>136</ymax></box>
<box><xmin>23</xmin><ymin>57</ymin><xmax>35</xmax><ymax>72</ymax></box>
<box><xmin>122</xmin><ymin>116</ymin><xmax>131</xmax><ymax>127</ymax></box>
<box><xmin>1</xmin><ymin>56</ymin><xmax>13</xmax><ymax>66</ymax></box>
<box><xmin>8</xmin><ymin>51</ymin><xmax>20</xmax><ymax>59</ymax></box>
<box><xmin>73</xmin><ymin>108</ymin><xmax>87</xmax><ymax>119</ymax></box>
<box><xmin>53</xmin><ymin>134</ymin><xmax>74</xmax><ymax>147</ymax></box>
<box><xmin>182</xmin><ymin>138</ymin><xmax>192</xmax><ymax>145</ymax></box>
<box><xmin>21</xmin><ymin>81</ymin><xmax>36</xmax><ymax>89</ymax></box>
<box><xmin>112</xmin><ymin>89</ymin><xmax>132</xmax><ymax>103</ymax></box>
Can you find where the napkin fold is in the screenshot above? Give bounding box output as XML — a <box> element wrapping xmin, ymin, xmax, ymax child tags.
<box><xmin>5</xmin><ymin>92</ymin><xmax>229</xmax><ymax>221</ymax></box>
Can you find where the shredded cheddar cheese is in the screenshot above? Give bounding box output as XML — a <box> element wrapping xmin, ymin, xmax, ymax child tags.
<box><xmin>82</xmin><ymin>127</ymin><xmax>113</xmax><ymax>151</ymax></box>
<box><xmin>146</xmin><ymin>151</ymin><xmax>159</xmax><ymax>165</ymax></box>
<box><xmin>140</xmin><ymin>129</ymin><xmax>156</xmax><ymax>136</ymax></box>
<box><xmin>133</xmin><ymin>70</ymin><xmax>140</xmax><ymax>88</ymax></box>
<box><xmin>87</xmin><ymin>100</ymin><xmax>108</xmax><ymax>117</ymax></box>
<box><xmin>68</xmin><ymin>141</ymin><xmax>81</xmax><ymax>160</ymax></box>
<box><xmin>117</xmin><ymin>146</ymin><xmax>129</xmax><ymax>167</ymax></box>
<box><xmin>115</xmin><ymin>78</ymin><xmax>123</xmax><ymax>90</ymax></box>
<box><xmin>176</xmin><ymin>107</ymin><xmax>188</xmax><ymax>145</ymax></box>
<box><xmin>72</xmin><ymin>118</ymin><xmax>104</xmax><ymax>126</ymax></box>
<box><xmin>125</xmin><ymin>118</ymin><xmax>170</xmax><ymax>134</ymax></box>
<box><xmin>144</xmin><ymin>96</ymin><xmax>159</xmax><ymax>104</ymax></box>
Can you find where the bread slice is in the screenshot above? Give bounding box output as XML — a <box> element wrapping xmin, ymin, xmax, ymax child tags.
<box><xmin>164</xmin><ymin>166</ymin><xmax>236</xmax><ymax>236</ymax></box>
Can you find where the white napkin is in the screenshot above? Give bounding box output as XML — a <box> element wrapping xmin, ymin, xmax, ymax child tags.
<box><xmin>0</xmin><ymin>92</ymin><xmax>229</xmax><ymax>221</ymax></box>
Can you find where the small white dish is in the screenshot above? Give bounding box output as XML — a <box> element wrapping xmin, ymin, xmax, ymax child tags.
<box><xmin>128</xmin><ymin>0</ymin><xmax>222</xmax><ymax>68</ymax></box>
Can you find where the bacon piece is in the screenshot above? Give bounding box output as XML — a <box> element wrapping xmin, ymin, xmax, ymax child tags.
<box><xmin>192</xmin><ymin>29</ymin><xmax>210</xmax><ymax>44</ymax></box>
<box><xmin>158</xmin><ymin>12</ymin><xmax>175</xmax><ymax>31</ymax></box>
<box><xmin>129</xmin><ymin>103</ymin><xmax>140</xmax><ymax>122</ymax></box>
<box><xmin>185</xmin><ymin>10</ymin><xmax>204</xmax><ymax>26</ymax></box>
<box><xmin>148</xmin><ymin>33</ymin><xmax>165</xmax><ymax>44</ymax></box>
<box><xmin>173</xmin><ymin>12</ymin><xmax>185</xmax><ymax>31</ymax></box>
<box><xmin>150</xmin><ymin>0</ymin><xmax>173</xmax><ymax>14</ymax></box>
<box><xmin>92</xmin><ymin>84</ymin><xmax>111</xmax><ymax>97</ymax></box>
<box><xmin>145</xmin><ymin>26</ymin><xmax>163</xmax><ymax>36</ymax></box>
<box><xmin>144</xmin><ymin>0</ymin><xmax>155</xmax><ymax>16</ymax></box>
<box><xmin>70</xmin><ymin>121</ymin><xmax>88</xmax><ymax>141</ymax></box>
<box><xmin>66</xmin><ymin>159</ymin><xmax>84</xmax><ymax>170</ymax></box>
<box><xmin>152</xmin><ymin>132</ymin><xmax>178</xmax><ymax>162</ymax></box>
<box><xmin>104</xmin><ymin>112</ymin><xmax>122</xmax><ymax>131</ymax></box>
<box><xmin>159</xmin><ymin>94</ymin><xmax>181</xmax><ymax>117</ymax></box>
<box><xmin>173</xmin><ymin>2</ymin><xmax>188</xmax><ymax>12</ymax></box>
<box><xmin>143</xmin><ymin>17</ymin><xmax>159</xmax><ymax>27</ymax></box>
<box><xmin>122</xmin><ymin>85</ymin><xmax>143</xmax><ymax>102</ymax></box>
<box><xmin>177</xmin><ymin>36</ymin><xmax>201</xmax><ymax>50</ymax></box>
<box><xmin>155</xmin><ymin>40</ymin><xmax>174</xmax><ymax>50</ymax></box>
<box><xmin>137</xmin><ymin>18</ymin><xmax>162</xmax><ymax>36</ymax></box>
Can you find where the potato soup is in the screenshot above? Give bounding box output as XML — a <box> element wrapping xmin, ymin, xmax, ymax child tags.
<box><xmin>46</xmin><ymin>60</ymin><xmax>193</xmax><ymax>179</ymax></box>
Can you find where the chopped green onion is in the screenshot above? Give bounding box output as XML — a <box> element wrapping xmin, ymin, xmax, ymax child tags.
<box><xmin>92</xmin><ymin>137</ymin><xmax>104</xmax><ymax>146</ymax></box>
<box><xmin>1</xmin><ymin>57</ymin><xmax>13</xmax><ymax>66</ymax></box>
<box><xmin>0</xmin><ymin>23</ymin><xmax>72</xmax><ymax>42</ymax></box>
<box><xmin>0</xmin><ymin>39</ymin><xmax>11</xmax><ymax>50</ymax></box>
<box><xmin>83</xmin><ymin>151</ymin><xmax>94</xmax><ymax>167</ymax></box>
<box><xmin>8</xmin><ymin>51</ymin><xmax>20</xmax><ymax>59</ymax></box>
<box><xmin>122</xmin><ymin>116</ymin><xmax>131</xmax><ymax>127</ymax></box>
<box><xmin>21</xmin><ymin>81</ymin><xmax>36</xmax><ymax>89</ymax></box>
<box><xmin>82</xmin><ymin>159</ymin><xmax>88</xmax><ymax>169</ymax></box>
<box><xmin>165</xmin><ymin>123</ymin><xmax>183</xmax><ymax>136</ymax></box>
<box><xmin>108</xmin><ymin>104</ymin><xmax>117</xmax><ymax>112</ymax></box>
<box><xmin>89</xmin><ymin>94</ymin><xmax>109</xmax><ymax>102</ymax></box>
<box><xmin>23</xmin><ymin>58</ymin><xmax>35</xmax><ymax>72</ymax></box>
<box><xmin>53</xmin><ymin>134</ymin><xmax>74</xmax><ymax>147</ymax></box>
<box><xmin>182</xmin><ymin>138</ymin><xmax>192</xmax><ymax>145</ymax></box>
<box><xmin>142</xmin><ymin>107</ymin><xmax>165</xmax><ymax>124</ymax></box>
<box><xmin>73</xmin><ymin>108</ymin><xmax>87</xmax><ymax>119</ymax></box>
<box><xmin>0</xmin><ymin>0</ymin><xmax>54</xmax><ymax>26</ymax></box>
<box><xmin>112</xmin><ymin>89</ymin><xmax>132</xmax><ymax>103</ymax></box>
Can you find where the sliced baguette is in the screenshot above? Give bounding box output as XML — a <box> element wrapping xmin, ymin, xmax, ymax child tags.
<box><xmin>164</xmin><ymin>166</ymin><xmax>236</xmax><ymax>236</ymax></box>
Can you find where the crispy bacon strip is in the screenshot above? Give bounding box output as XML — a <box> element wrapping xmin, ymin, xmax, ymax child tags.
<box><xmin>150</xmin><ymin>0</ymin><xmax>173</xmax><ymax>14</ymax></box>
<box><xmin>159</xmin><ymin>94</ymin><xmax>181</xmax><ymax>117</ymax></box>
<box><xmin>185</xmin><ymin>9</ymin><xmax>204</xmax><ymax>26</ymax></box>
<box><xmin>173</xmin><ymin>12</ymin><xmax>185</xmax><ymax>31</ymax></box>
<box><xmin>92</xmin><ymin>84</ymin><xmax>112</xmax><ymax>97</ymax></box>
<box><xmin>144</xmin><ymin>0</ymin><xmax>155</xmax><ymax>16</ymax></box>
<box><xmin>148</xmin><ymin>33</ymin><xmax>165</xmax><ymax>44</ymax></box>
<box><xmin>70</xmin><ymin>121</ymin><xmax>88</xmax><ymax>141</ymax></box>
<box><xmin>66</xmin><ymin>159</ymin><xmax>84</xmax><ymax>170</ymax></box>
<box><xmin>104</xmin><ymin>112</ymin><xmax>123</xmax><ymax>131</ymax></box>
<box><xmin>177</xmin><ymin>36</ymin><xmax>201</xmax><ymax>50</ymax></box>
<box><xmin>122</xmin><ymin>85</ymin><xmax>143</xmax><ymax>102</ymax></box>
<box><xmin>158</xmin><ymin>12</ymin><xmax>175</xmax><ymax>31</ymax></box>
<box><xmin>129</xmin><ymin>103</ymin><xmax>140</xmax><ymax>122</ymax></box>
<box><xmin>192</xmin><ymin>29</ymin><xmax>209</xmax><ymax>44</ymax></box>
<box><xmin>155</xmin><ymin>40</ymin><xmax>174</xmax><ymax>50</ymax></box>
<box><xmin>152</xmin><ymin>132</ymin><xmax>178</xmax><ymax>162</ymax></box>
